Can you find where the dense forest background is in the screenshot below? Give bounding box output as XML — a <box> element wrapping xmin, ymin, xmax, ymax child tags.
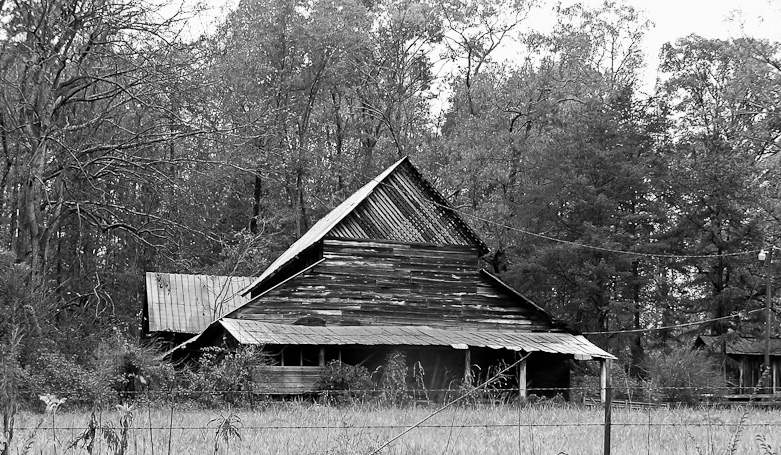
<box><xmin>1</xmin><ymin>0</ymin><xmax>780</xmax><ymax>381</ymax></box>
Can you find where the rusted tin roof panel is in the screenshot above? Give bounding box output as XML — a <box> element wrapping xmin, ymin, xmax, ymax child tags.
<box><xmin>697</xmin><ymin>335</ymin><xmax>781</xmax><ymax>356</ymax></box>
<box><xmin>218</xmin><ymin>319</ymin><xmax>615</xmax><ymax>360</ymax></box>
<box><xmin>146</xmin><ymin>273</ymin><xmax>255</xmax><ymax>334</ymax></box>
<box><xmin>333</xmin><ymin>163</ymin><xmax>484</xmax><ymax>248</ymax></box>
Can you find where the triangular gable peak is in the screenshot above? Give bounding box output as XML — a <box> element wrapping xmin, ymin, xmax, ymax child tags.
<box><xmin>329</xmin><ymin>159</ymin><xmax>485</xmax><ymax>247</ymax></box>
<box><xmin>244</xmin><ymin>157</ymin><xmax>487</xmax><ymax>297</ymax></box>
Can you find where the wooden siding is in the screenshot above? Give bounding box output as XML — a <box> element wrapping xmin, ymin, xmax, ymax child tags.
<box><xmin>252</xmin><ymin>366</ymin><xmax>323</xmax><ymax>394</ymax></box>
<box><xmin>230</xmin><ymin>239</ymin><xmax>553</xmax><ymax>331</ymax></box>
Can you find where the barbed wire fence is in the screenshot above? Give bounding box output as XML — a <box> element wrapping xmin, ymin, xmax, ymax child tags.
<box><xmin>8</xmin><ymin>383</ymin><xmax>781</xmax><ymax>455</ymax></box>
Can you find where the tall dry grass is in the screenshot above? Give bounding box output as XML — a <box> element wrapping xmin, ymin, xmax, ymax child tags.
<box><xmin>7</xmin><ymin>402</ymin><xmax>781</xmax><ymax>455</ymax></box>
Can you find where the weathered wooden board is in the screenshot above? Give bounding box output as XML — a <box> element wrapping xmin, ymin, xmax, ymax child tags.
<box><xmin>229</xmin><ymin>239</ymin><xmax>552</xmax><ymax>331</ymax></box>
<box><xmin>252</xmin><ymin>366</ymin><xmax>323</xmax><ymax>394</ymax></box>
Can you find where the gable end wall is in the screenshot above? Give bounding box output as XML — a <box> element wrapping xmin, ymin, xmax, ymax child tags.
<box><xmin>231</xmin><ymin>238</ymin><xmax>554</xmax><ymax>331</ymax></box>
<box><xmin>330</xmin><ymin>162</ymin><xmax>482</xmax><ymax>249</ymax></box>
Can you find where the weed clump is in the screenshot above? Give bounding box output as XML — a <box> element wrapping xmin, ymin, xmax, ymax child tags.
<box><xmin>316</xmin><ymin>360</ymin><xmax>373</xmax><ymax>404</ymax></box>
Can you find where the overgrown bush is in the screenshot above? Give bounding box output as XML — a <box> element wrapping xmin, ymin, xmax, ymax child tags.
<box><xmin>316</xmin><ymin>360</ymin><xmax>373</xmax><ymax>404</ymax></box>
<box><xmin>177</xmin><ymin>346</ymin><xmax>266</xmax><ymax>406</ymax></box>
<box><xmin>377</xmin><ymin>350</ymin><xmax>410</xmax><ymax>405</ymax></box>
<box><xmin>22</xmin><ymin>350</ymin><xmax>111</xmax><ymax>407</ymax></box>
<box><xmin>91</xmin><ymin>333</ymin><xmax>177</xmax><ymax>403</ymax></box>
<box><xmin>642</xmin><ymin>348</ymin><xmax>725</xmax><ymax>404</ymax></box>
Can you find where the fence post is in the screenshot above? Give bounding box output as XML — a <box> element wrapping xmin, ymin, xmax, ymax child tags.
<box><xmin>246</xmin><ymin>378</ymin><xmax>255</xmax><ymax>411</ymax></box>
<box><xmin>602</xmin><ymin>359</ymin><xmax>612</xmax><ymax>455</ymax></box>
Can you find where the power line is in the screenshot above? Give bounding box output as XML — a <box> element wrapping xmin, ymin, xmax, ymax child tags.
<box><xmin>582</xmin><ymin>308</ymin><xmax>765</xmax><ymax>335</ymax></box>
<box><xmin>323</xmin><ymin>156</ymin><xmax>765</xmax><ymax>261</ymax></box>
<box><xmin>451</xmin><ymin>208</ymin><xmax>761</xmax><ymax>260</ymax></box>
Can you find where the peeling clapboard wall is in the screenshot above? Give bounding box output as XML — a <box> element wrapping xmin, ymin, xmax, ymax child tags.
<box><xmin>230</xmin><ymin>239</ymin><xmax>552</xmax><ymax>330</ymax></box>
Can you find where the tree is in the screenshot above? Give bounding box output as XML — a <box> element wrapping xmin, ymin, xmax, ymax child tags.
<box><xmin>0</xmin><ymin>251</ymin><xmax>43</xmax><ymax>455</ymax></box>
<box><xmin>0</xmin><ymin>0</ymin><xmax>205</xmax><ymax>285</ymax></box>
<box><xmin>424</xmin><ymin>1</ymin><xmax>660</xmax><ymax>373</ymax></box>
<box><xmin>209</xmin><ymin>0</ymin><xmax>444</xmax><ymax>252</ymax></box>
<box><xmin>656</xmin><ymin>35</ymin><xmax>781</xmax><ymax>337</ymax></box>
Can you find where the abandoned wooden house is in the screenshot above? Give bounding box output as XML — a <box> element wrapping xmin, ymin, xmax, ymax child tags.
<box><xmin>164</xmin><ymin>157</ymin><xmax>614</xmax><ymax>399</ymax></box>
<box><xmin>695</xmin><ymin>335</ymin><xmax>781</xmax><ymax>394</ymax></box>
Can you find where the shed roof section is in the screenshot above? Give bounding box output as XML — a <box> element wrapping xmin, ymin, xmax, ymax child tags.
<box><xmin>697</xmin><ymin>335</ymin><xmax>781</xmax><ymax>356</ymax></box>
<box><xmin>207</xmin><ymin>319</ymin><xmax>615</xmax><ymax>360</ymax></box>
<box><xmin>243</xmin><ymin>157</ymin><xmax>486</xmax><ymax>296</ymax></box>
<box><xmin>146</xmin><ymin>273</ymin><xmax>254</xmax><ymax>334</ymax></box>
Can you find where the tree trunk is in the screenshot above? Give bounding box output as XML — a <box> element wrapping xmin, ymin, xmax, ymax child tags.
<box><xmin>251</xmin><ymin>173</ymin><xmax>262</xmax><ymax>234</ymax></box>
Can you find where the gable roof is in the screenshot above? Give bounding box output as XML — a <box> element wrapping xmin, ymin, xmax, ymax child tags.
<box><xmin>174</xmin><ymin>318</ymin><xmax>616</xmax><ymax>360</ymax></box>
<box><xmin>243</xmin><ymin>157</ymin><xmax>487</xmax><ymax>295</ymax></box>
<box><xmin>145</xmin><ymin>272</ymin><xmax>254</xmax><ymax>334</ymax></box>
<box><xmin>696</xmin><ymin>335</ymin><xmax>781</xmax><ymax>356</ymax></box>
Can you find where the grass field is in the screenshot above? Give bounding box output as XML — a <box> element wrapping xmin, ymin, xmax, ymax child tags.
<box><xmin>8</xmin><ymin>402</ymin><xmax>781</xmax><ymax>455</ymax></box>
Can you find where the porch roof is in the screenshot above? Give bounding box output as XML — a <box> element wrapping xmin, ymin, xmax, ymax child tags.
<box><xmin>697</xmin><ymin>335</ymin><xmax>781</xmax><ymax>356</ymax></box>
<box><xmin>213</xmin><ymin>318</ymin><xmax>615</xmax><ymax>360</ymax></box>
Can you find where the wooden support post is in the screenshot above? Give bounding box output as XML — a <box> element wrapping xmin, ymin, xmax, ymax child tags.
<box><xmin>464</xmin><ymin>349</ymin><xmax>472</xmax><ymax>384</ymax></box>
<box><xmin>602</xmin><ymin>358</ymin><xmax>613</xmax><ymax>455</ymax></box>
<box><xmin>280</xmin><ymin>349</ymin><xmax>285</xmax><ymax>366</ymax></box>
<box><xmin>739</xmin><ymin>356</ymin><xmax>745</xmax><ymax>392</ymax></box>
<box><xmin>518</xmin><ymin>355</ymin><xmax>527</xmax><ymax>398</ymax></box>
<box><xmin>319</xmin><ymin>347</ymin><xmax>326</xmax><ymax>367</ymax></box>
<box><xmin>300</xmin><ymin>350</ymin><xmax>303</xmax><ymax>366</ymax></box>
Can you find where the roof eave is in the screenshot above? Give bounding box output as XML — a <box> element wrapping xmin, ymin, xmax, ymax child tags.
<box><xmin>479</xmin><ymin>269</ymin><xmax>556</xmax><ymax>322</ymax></box>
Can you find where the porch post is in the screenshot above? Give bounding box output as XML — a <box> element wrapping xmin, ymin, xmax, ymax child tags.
<box><xmin>464</xmin><ymin>349</ymin><xmax>472</xmax><ymax>384</ymax></box>
<box><xmin>518</xmin><ymin>355</ymin><xmax>527</xmax><ymax>398</ymax></box>
<box><xmin>739</xmin><ymin>356</ymin><xmax>745</xmax><ymax>392</ymax></box>
<box><xmin>600</xmin><ymin>358</ymin><xmax>612</xmax><ymax>404</ymax></box>
<box><xmin>319</xmin><ymin>347</ymin><xmax>325</xmax><ymax>367</ymax></box>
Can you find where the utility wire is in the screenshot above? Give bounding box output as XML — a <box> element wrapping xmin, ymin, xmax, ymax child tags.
<box><xmin>323</xmin><ymin>157</ymin><xmax>766</xmax><ymax>260</ymax></box>
<box><xmin>369</xmin><ymin>353</ymin><xmax>530</xmax><ymax>454</ymax></box>
<box><xmin>582</xmin><ymin>308</ymin><xmax>765</xmax><ymax>335</ymax></box>
<box><xmin>584</xmin><ymin>258</ymin><xmax>769</xmax><ymax>335</ymax></box>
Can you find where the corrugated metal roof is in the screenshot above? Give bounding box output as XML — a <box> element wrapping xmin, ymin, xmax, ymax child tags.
<box><xmin>330</xmin><ymin>163</ymin><xmax>484</xmax><ymax>247</ymax></box>
<box><xmin>146</xmin><ymin>273</ymin><xmax>255</xmax><ymax>334</ymax></box>
<box><xmin>242</xmin><ymin>157</ymin><xmax>487</xmax><ymax>296</ymax></box>
<box><xmin>697</xmin><ymin>335</ymin><xmax>781</xmax><ymax>356</ymax></box>
<box><xmin>217</xmin><ymin>319</ymin><xmax>615</xmax><ymax>360</ymax></box>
